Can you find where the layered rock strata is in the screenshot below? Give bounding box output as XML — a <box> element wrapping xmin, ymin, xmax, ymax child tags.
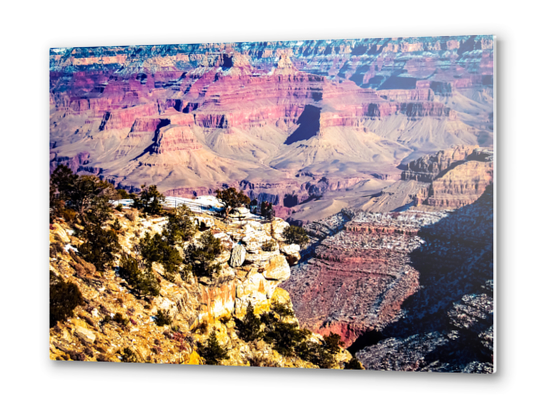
<box><xmin>355</xmin><ymin>187</ymin><xmax>494</xmax><ymax>372</ymax></box>
<box><xmin>360</xmin><ymin>145</ymin><xmax>493</xmax><ymax>212</ymax></box>
<box><xmin>50</xmin><ymin>36</ymin><xmax>493</xmax><ymax>211</ymax></box>
<box><xmin>282</xmin><ymin>209</ymin><xmax>446</xmax><ymax>347</ymax></box>
<box><xmin>283</xmin><ymin>186</ymin><xmax>494</xmax><ymax>372</ymax></box>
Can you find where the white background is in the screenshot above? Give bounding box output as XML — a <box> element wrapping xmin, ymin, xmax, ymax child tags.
<box><xmin>1</xmin><ymin>1</ymin><xmax>540</xmax><ymax>406</ymax></box>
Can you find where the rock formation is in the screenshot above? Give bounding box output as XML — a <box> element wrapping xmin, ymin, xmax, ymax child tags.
<box><xmin>50</xmin><ymin>36</ymin><xmax>494</xmax><ymax>222</ymax></box>
<box><xmin>360</xmin><ymin>145</ymin><xmax>493</xmax><ymax>213</ymax></box>
<box><xmin>49</xmin><ymin>208</ymin><xmax>354</xmax><ymax>368</ymax></box>
<box><xmin>282</xmin><ymin>209</ymin><xmax>447</xmax><ymax>347</ymax></box>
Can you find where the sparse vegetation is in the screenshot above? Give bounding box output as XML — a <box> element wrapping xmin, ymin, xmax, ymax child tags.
<box><xmin>163</xmin><ymin>205</ymin><xmax>196</xmax><ymax>245</ymax></box>
<box><xmin>215</xmin><ymin>187</ymin><xmax>250</xmax><ymax>217</ymax></box>
<box><xmin>119</xmin><ymin>347</ymin><xmax>139</xmax><ymax>363</ymax></box>
<box><xmin>118</xmin><ymin>254</ymin><xmax>160</xmax><ymax>297</ymax></box>
<box><xmin>50</xmin><ymin>164</ymin><xmax>119</xmax><ymax>225</ymax></box>
<box><xmin>78</xmin><ymin>223</ymin><xmax>121</xmax><ymax>271</ymax></box>
<box><xmin>139</xmin><ymin>232</ymin><xmax>183</xmax><ymax>282</ymax></box>
<box><xmin>344</xmin><ymin>357</ymin><xmax>363</xmax><ymax>369</ymax></box>
<box><xmin>111</xmin><ymin>217</ymin><xmax>122</xmax><ymax>231</ymax></box>
<box><xmin>283</xmin><ymin>225</ymin><xmax>310</xmax><ymax>246</ymax></box>
<box><xmin>155</xmin><ymin>309</ymin><xmax>173</xmax><ymax>327</ymax></box>
<box><xmin>248</xmin><ymin>300</ymin><xmax>343</xmax><ymax>368</ymax></box>
<box><xmin>235</xmin><ymin>302</ymin><xmax>262</xmax><ymax>342</ymax></box>
<box><xmin>191</xmin><ymin>320</ymin><xmax>209</xmax><ymax>335</ymax></box>
<box><xmin>262</xmin><ymin>240</ymin><xmax>277</xmax><ymax>252</ymax></box>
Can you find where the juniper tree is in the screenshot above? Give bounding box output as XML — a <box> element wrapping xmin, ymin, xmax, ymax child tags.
<box><xmin>50</xmin><ymin>274</ymin><xmax>84</xmax><ymax>327</ymax></box>
<box><xmin>198</xmin><ymin>329</ymin><xmax>229</xmax><ymax>365</ymax></box>
<box><xmin>236</xmin><ymin>302</ymin><xmax>262</xmax><ymax>342</ymax></box>
<box><xmin>163</xmin><ymin>204</ymin><xmax>196</xmax><ymax>245</ymax></box>
<box><xmin>139</xmin><ymin>232</ymin><xmax>182</xmax><ymax>281</ymax></box>
<box><xmin>184</xmin><ymin>230</ymin><xmax>223</xmax><ymax>278</ymax></box>
<box><xmin>118</xmin><ymin>254</ymin><xmax>160</xmax><ymax>297</ymax></box>
<box><xmin>133</xmin><ymin>184</ymin><xmax>164</xmax><ymax>215</ymax></box>
<box><xmin>215</xmin><ymin>187</ymin><xmax>250</xmax><ymax>218</ymax></box>
<box><xmin>78</xmin><ymin>223</ymin><xmax>121</xmax><ymax>271</ymax></box>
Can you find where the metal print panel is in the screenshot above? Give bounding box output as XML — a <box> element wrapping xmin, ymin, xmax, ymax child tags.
<box><xmin>49</xmin><ymin>35</ymin><xmax>495</xmax><ymax>372</ymax></box>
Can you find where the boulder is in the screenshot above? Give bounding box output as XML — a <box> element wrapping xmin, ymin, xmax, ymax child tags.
<box><xmin>230</xmin><ymin>244</ymin><xmax>246</xmax><ymax>267</ymax></box>
<box><xmin>262</xmin><ymin>255</ymin><xmax>290</xmax><ymax>281</ymax></box>
<box><xmin>280</xmin><ymin>244</ymin><xmax>301</xmax><ymax>265</ymax></box>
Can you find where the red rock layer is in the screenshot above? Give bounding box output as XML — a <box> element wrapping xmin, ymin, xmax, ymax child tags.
<box><xmin>282</xmin><ymin>210</ymin><xmax>446</xmax><ymax>347</ymax></box>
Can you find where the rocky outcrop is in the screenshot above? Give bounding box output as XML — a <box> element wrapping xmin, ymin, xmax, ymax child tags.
<box><xmin>360</xmin><ymin>145</ymin><xmax>494</xmax><ymax>212</ymax></box>
<box><xmin>49</xmin><ymin>210</ymin><xmax>355</xmax><ymax>368</ymax></box>
<box><xmin>229</xmin><ymin>244</ymin><xmax>246</xmax><ymax>267</ymax></box>
<box><xmin>425</xmin><ymin>160</ymin><xmax>493</xmax><ymax>207</ymax></box>
<box><xmin>401</xmin><ymin>145</ymin><xmax>478</xmax><ymax>182</ymax></box>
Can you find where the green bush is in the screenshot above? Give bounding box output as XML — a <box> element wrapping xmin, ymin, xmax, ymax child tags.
<box><xmin>139</xmin><ymin>232</ymin><xmax>182</xmax><ymax>282</ymax></box>
<box><xmin>184</xmin><ymin>231</ymin><xmax>222</xmax><ymax>279</ymax></box>
<box><xmin>296</xmin><ymin>334</ymin><xmax>342</xmax><ymax>369</ymax></box>
<box><xmin>257</xmin><ymin>301</ymin><xmax>343</xmax><ymax>368</ymax></box>
<box><xmin>198</xmin><ymin>329</ymin><xmax>229</xmax><ymax>365</ymax></box>
<box><xmin>78</xmin><ymin>223</ymin><xmax>121</xmax><ymax>271</ymax></box>
<box><xmin>261</xmin><ymin>240</ymin><xmax>277</xmax><ymax>252</ymax></box>
<box><xmin>283</xmin><ymin>225</ymin><xmax>309</xmax><ymax>246</ymax></box>
<box><xmin>261</xmin><ymin>318</ymin><xmax>308</xmax><ymax>357</ymax></box>
<box><xmin>163</xmin><ymin>205</ymin><xmax>196</xmax><ymax>245</ymax></box>
<box><xmin>111</xmin><ymin>217</ymin><xmax>122</xmax><ymax>231</ymax></box>
<box><xmin>215</xmin><ymin>187</ymin><xmax>250</xmax><ymax>217</ymax></box>
<box><xmin>119</xmin><ymin>347</ymin><xmax>139</xmax><ymax>363</ymax></box>
<box><xmin>50</xmin><ymin>274</ymin><xmax>84</xmax><ymax>328</ymax></box>
<box><xmin>155</xmin><ymin>309</ymin><xmax>173</xmax><ymax>327</ymax></box>
<box><xmin>50</xmin><ymin>165</ymin><xmax>117</xmax><ymax>225</ymax></box>
<box><xmin>323</xmin><ymin>333</ymin><xmax>344</xmax><ymax>355</ymax></box>
<box><xmin>344</xmin><ymin>357</ymin><xmax>363</xmax><ymax>370</ymax></box>
<box><xmin>191</xmin><ymin>320</ymin><xmax>209</xmax><ymax>335</ymax></box>
<box><xmin>270</xmin><ymin>299</ymin><xmax>295</xmax><ymax>320</ymax></box>
<box><xmin>116</xmin><ymin>189</ymin><xmax>132</xmax><ymax>199</ymax></box>
<box><xmin>118</xmin><ymin>254</ymin><xmax>160</xmax><ymax>297</ymax></box>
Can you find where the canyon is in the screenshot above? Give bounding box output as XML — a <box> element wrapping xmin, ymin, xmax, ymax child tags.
<box><xmin>50</xmin><ymin>36</ymin><xmax>493</xmax><ymax>224</ymax></box>
<box><xmin>281</xmin><ymin>174</ymin><xmax>494</xmax><ymax>372</ymax></box>
<box><xmin>50</xmin><ymin>36</ymin><xmax>495</xmax><ymax>372</ymax></box>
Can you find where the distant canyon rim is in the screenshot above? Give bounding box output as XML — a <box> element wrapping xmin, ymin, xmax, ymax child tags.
<box><xmin>50</xmin><ymin>35</ymin><xmax>493</xmax><ymax>224</ymax></box>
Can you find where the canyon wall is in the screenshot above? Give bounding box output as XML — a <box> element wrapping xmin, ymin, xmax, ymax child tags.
<box><xmin>50</xmin><ymin>36</ymin><xmax>493</xmax><ymax>213</ymax></box>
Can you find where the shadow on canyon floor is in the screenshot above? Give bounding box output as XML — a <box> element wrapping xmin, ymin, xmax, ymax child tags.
<box><xmin>349</xmin><ymin>186</ymin><xmax>494</xmax><ymax>372</ymax></box>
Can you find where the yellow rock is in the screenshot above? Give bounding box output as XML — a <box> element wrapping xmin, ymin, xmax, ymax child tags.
<box><xmin>271</xmin><ymin>287</ymin><xmax>291</xmax><ymax>304</ymax></box>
